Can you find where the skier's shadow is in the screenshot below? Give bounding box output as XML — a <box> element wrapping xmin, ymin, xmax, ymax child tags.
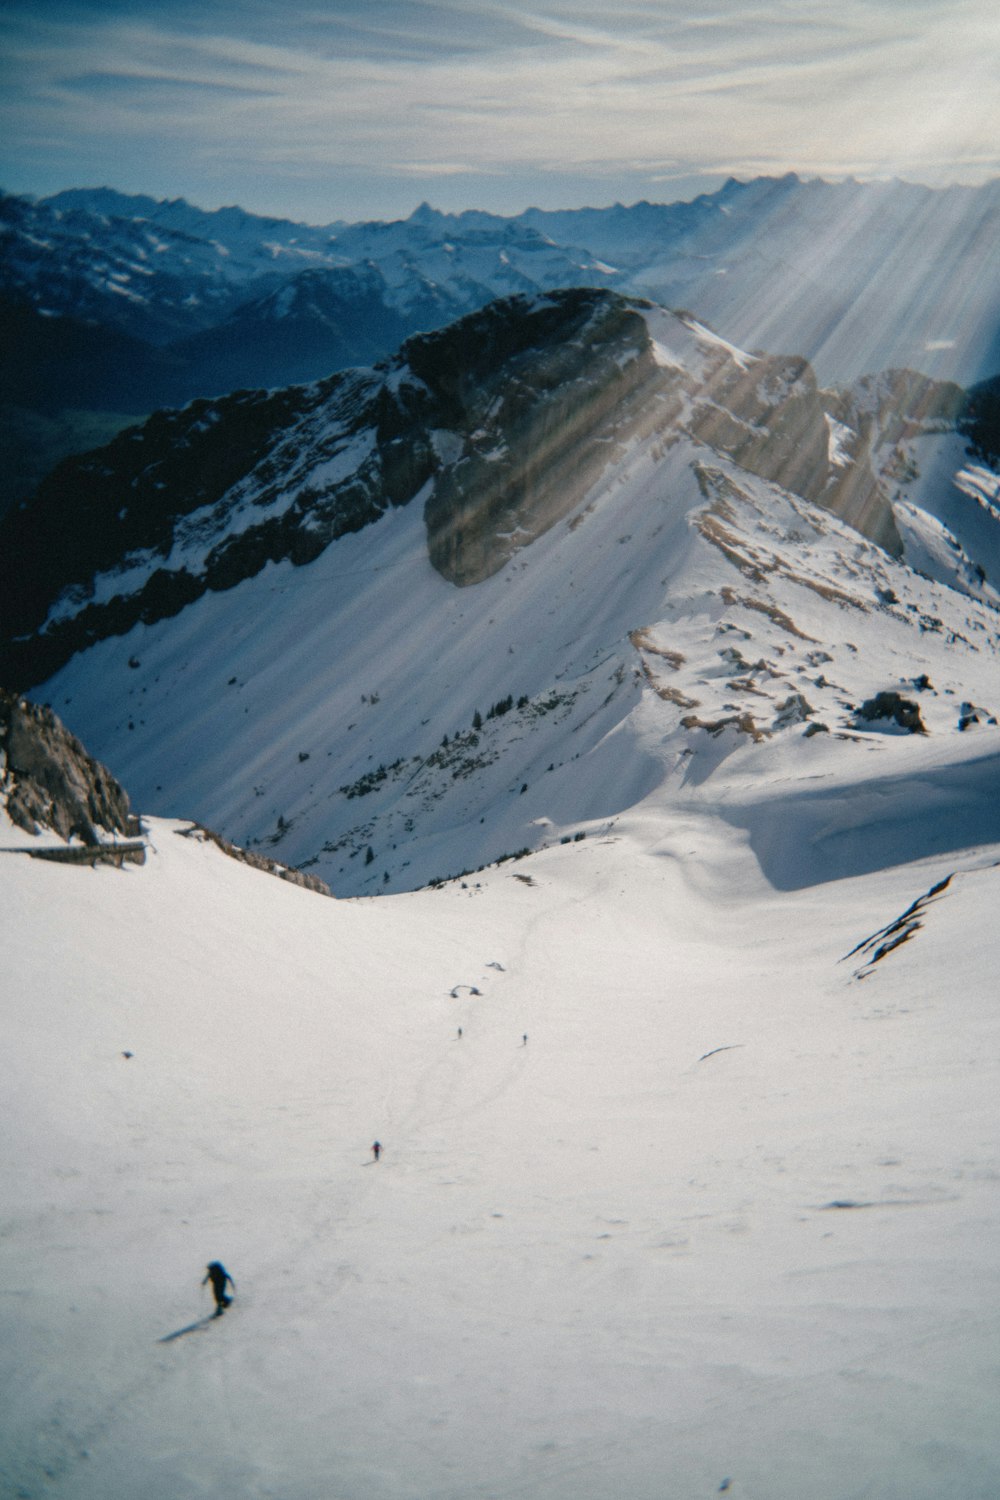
<box><xmin>157</xmin><ymin>1313</ymin><xmax>219</xmax><ymax>1342</ymax></box>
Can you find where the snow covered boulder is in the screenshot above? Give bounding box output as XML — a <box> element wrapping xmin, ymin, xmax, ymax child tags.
<box><xmin>772</xmin><ymin>693</ymin><xmax>815</xmax><ymax>731</ymax></box>
<box><xmin>958</xmin><ymin>702</ymin><xmax>998</xmax><ymax>732</ymax></box>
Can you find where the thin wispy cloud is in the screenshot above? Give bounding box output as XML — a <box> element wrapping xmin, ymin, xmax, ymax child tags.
<box><xmin>1</xmin><ymin>0</ymin><xmax>997</xmax><ymax>219</ymax></box>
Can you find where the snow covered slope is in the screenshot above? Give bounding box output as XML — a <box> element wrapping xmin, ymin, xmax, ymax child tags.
<box><xmin>3</xmin><ymin>280</ymin><xmax>1000</xmax><ymax>1499</ymax></box>
<box><xmin>5</xmin><ymin>293</ymin><xmax>998</xmax><ymax>899</ymax></box>
<box><xmin>3</xmin><ymin>765</ymin><xmax>999</xmax><ymax>1499</ymax></box>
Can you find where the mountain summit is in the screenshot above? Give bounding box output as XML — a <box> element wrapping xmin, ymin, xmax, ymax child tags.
<box><xmin>3</xmin><ymin>175</ymin><xmax>998</xmax><ymax>509</ymax></box>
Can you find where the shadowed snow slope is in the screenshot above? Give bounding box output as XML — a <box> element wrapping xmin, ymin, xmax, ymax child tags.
<box><xmin>3</xmin><ymin>794</ymin><xmax>999</xmax><ymax>1499</ymax></box>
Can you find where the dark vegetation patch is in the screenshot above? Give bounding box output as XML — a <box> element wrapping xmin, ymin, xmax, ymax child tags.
<box><xmin>426</xmin><ymin>846</ymin><xmax>533</xmax><ymax>889</ymax></box>
<box><xmin>339</xmin><ymin>758</ymin><xmax>408</xmax><ymax>799</ymax></box>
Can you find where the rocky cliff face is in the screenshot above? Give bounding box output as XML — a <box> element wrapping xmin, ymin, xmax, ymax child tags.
<box><xmin>417</xmin><ymin>291</ymin><xmax>666</xmax><ymax>584</ymax></box>
<box><xmin>0</xmin><ymin>288</ymin><xmax>967</xmax><ymax>690</ymax></box>
<box><xmin>684</xmin><ymin>351</ymin><xmax>900</xmax><ymax>553</ymax></box>
<box><xmin>3</xmin><ymin>290</ymin><xmax>656</xmax><ymax>683</ymax></box>
<box><xmin>0</xmin><ymin>688</ymin><xmax>137</xmax><ymax>842</ymax></box>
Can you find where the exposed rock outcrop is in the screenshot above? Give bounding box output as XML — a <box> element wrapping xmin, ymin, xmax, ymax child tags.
<box><xmin>421</xmin><ymin>290</ymin><xmax>668</xmax><ymax>584</ymax></box>
<box><xmin>852</xmin><ymin>691</ymin><xmax>928</xmax><ymax>734</ymax></box>
<box><xmin>0</xmin><ymin>288</ymin><xmax>965</xmax><ymax>691</ymax></box>
<box><xmin>0</xmin><ymin>688</ymin><xmax>138</xmax><ymax>841</ymax></box>
<box><xmin>174</xmin><ymin>823</ymin><xmax>332</xmax><ymax>898</ymax></box>
<box><xmin>0</xmin><ymin>688</ymin><xmax>333</xmax><ymax>894</ymax></box>
<box><xmin>959</xmin><ymin>373</ymin><xmax>1000</xmax><ymax>466</ymax></box>
<box><xmin>687</xmin><ymin>351</ymin><xmax>901</xmax><ymax>556</ymax></box>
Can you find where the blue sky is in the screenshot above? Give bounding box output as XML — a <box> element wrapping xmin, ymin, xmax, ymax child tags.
<box><xmin>2</xmin><ymin>0</ymin><xmax>998</xmax><ymax>223</ymax></box>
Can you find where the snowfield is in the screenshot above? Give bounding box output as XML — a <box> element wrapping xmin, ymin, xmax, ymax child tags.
<box><xmin>3</xmin><ymin>772</ymin><xmax>1000</xmax><ymax>1499</ymax></box>
<box><xmin>4</xmin><ymin>291</ymin><xmax>1000</xmax><ymax>1498</ymax></box>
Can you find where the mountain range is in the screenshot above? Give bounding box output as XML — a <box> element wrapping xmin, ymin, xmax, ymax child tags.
<box><xmin>3</xmin><ymin>286</ymin><xmax>998</xmax><ymax>899</ymax></box>
<box><xmin>2</xmin><ymin>175</ymin><xmax>999</xmax><ymax>496</ymax></box>
<box><xmin>4</xmin><ymin>170</ymin><xmax>1000</xmax><ymax>1497</ymax></box>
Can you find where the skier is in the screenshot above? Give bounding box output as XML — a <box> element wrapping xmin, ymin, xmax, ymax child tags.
<box><xmin>457</xmin><ymin>1027</ymin><xmax>463</xmax><ymax>1040</ymax></box>
<box><xmin>203</xmin><ymin>1260</ymin><xmax>235</xmax><ymax>1314</ymax></box>
<box><xmin>372</xmin><ymin>1140</ymin><xmax>382</xmax><ymax>1162</ymax></box>
<box><xmin>522</xmin><ymin>1033</ymin><xmax>528</xmax><ymax>1046</ymax></box>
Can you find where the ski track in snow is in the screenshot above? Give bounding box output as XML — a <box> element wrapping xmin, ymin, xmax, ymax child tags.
<box><xmin>3</xmin><ymin>798</ymin><xmax>1000</xmax><ymax>1499</ymax></box>
<box><xmin>3</xmin><ymin>300</ymin><xmax>1000</xmax><ymax>1497</ymax></box>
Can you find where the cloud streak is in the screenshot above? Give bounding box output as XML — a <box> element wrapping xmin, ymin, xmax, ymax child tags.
<box><xmin>1</xmin><ymin>0</ymin><xmax>998</xmax><ymax>219</ymax></box>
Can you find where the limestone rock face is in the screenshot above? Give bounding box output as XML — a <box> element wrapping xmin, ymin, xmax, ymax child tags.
<box><xmin>0</xmin><ymin>689</ymin><xmax>136</xmax><ymax>841</ymax></box>
<box><xmin>0</xmin><ymin>287</ymin><xmax>969</xmax><ymax>690</ymax></box>
<box><xmin>687</xmin><ymin>353</ymin><xmax>902</xmax><ymax>557</ymax></box>
<box><xmin>420</xmin><ymin>291</ymin><xmax>664</xmax><ymax>585</ymax></box>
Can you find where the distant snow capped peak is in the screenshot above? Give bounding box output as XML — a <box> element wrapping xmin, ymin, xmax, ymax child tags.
<box><xmin>408</xmin><ymin>201</ymin><xmax>446</xmax><ymax>227</ymax></box>
<box><xmin>4</xmin><ymin>175</ymin><xmax>997</xmax><ymax>439</ymax></box>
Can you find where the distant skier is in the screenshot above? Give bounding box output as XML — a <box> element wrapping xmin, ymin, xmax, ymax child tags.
<box><xmin>203</xmin><ymin>1260</ymin><xmax>235</xmax><ymax>1315</ymax></box>
<box><xmin>457</xmin><ymin>1027</ymin><xmax>463</xmax><ymax>1040</ymax></box>
<box><xmin>372</xmin><ymin>1140</ymin><xmax>382</xmax><ymax>1162</ymax></box>
<box><xmin>522</xmin><ymin>1033</ymin><xmax>528</xmax><ymax>1046</ymax></box>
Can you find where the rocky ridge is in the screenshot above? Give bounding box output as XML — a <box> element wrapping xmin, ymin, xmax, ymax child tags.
<box><xmin>0</xmin><ymin>289</ymin><xmax>972</xmax><ymax>691</ymax></box>
<box><xmin>3</xmin><ymin>288</ymin><xmax>995</xmax><ymax>894</ymax></box>
<box><xmin>3</xmin><ymin>175</ymin><xmax>997</xmax><ymax>518</ymax></box>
